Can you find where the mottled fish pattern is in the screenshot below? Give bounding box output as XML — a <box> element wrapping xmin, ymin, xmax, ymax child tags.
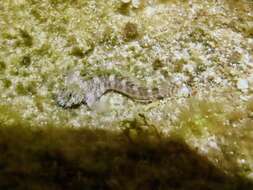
<box><xmin>56</xmin><ymin>72</ymin><xmax>175</xmax><ymax>108</ymax></box>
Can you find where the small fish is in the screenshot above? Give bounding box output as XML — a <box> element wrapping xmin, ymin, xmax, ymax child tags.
<box><xmin>56</xmin><ymin>72</ymin><xmax>175</xmax><ymax>108</ymax></box>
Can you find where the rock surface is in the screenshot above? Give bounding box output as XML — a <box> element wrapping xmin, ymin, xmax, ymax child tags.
<box><xmin>0</xmin><ymin>0</ymin><xmax>252</xmax><ymax>180</ymax></box>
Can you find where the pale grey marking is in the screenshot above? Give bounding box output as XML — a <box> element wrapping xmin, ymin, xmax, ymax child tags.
<box><xmin>85</xmin><ymin>93</ymin><xmax>96</xmax><ymax>108</ymax></box>
<box><xmin>105</xmin><ymin>77</ymin><xmax>112</xmax><ymax>88</ymax></box>
<box><xmin>157</xmin><ymin>85</ymin><xmax>163</xmax><ymax>97</ymax></box>
<box><xmin>147</xmin><ymin>88</ymin><xmax>153</xmax><ymax>97</ymax></box>
<box><xmin>93</xmin><ymin>80</ymin><xmax>102</xmax><ymax>98</ymax></box>
<box><xmin>80</xmin><ymin>81</ymin><xmax>86</xmax><ymax>90</ymax></box>
<box><xmin>95</xmin><ymin>89</ymin><xmax>100</xmax><ymax>99</ymax></box>
<box><xmin>93</xmin><ymin>77</ymin><xmax>100</xmax><ymax>85</ymax></box>
<box><xmin>121</xmin><ymin>79</ymin><xmax>127</xmax><ymax>90</ymax></box>
<box><xmin>109</xmin><ymin>75</ymin><xmax>116</xmax><ymax>87</ymax></box>
<box><xmin>99</xmin><ymin>82</ymin><xmax>106</xmax><ymax>94</ymax></box>
<box><xmin>133</xmin><ymin>85</ymin><xmax>139</xmax><ymax>93</ymax></box>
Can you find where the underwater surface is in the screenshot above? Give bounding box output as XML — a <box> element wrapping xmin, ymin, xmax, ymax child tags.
<box><xmin>0</xmin><ymin>0</ymin><xmax>253</xmax><ymax>189</ymax></box>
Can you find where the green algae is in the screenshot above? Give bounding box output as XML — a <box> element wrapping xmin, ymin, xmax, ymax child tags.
<box><xmin>122</xmin><ymin>22</ymin><xmax>140</xmax><ymax>41</ymax></box>
<box><xmin>2</xmin><ymin>78</ymin><xmax>12</xmax><ymax>89</ymax></box>
<box><xmin>0</xmin><ymin>61</ymin><xmax>6</xmax><ymax>72</ymax></box>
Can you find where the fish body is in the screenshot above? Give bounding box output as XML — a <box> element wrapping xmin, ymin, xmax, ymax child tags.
<box><xmin>56</xmin><ymin>72</ymin><xmax>174</xmax><ymax>108</ymax></box>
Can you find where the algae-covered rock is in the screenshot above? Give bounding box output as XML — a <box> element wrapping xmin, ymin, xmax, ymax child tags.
<box><xmin>0</xmin><ymin>0</ymin><xmax>253</xmax><ymax>188</ymax></box>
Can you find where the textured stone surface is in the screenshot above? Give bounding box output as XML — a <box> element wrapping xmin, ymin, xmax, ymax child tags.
<box><xmin>0</xmin><ymin>0</ymin><xmax>253</xmax><ymax>179</ymax></box>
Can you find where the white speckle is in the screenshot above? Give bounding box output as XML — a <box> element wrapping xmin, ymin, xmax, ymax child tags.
<box><xmin>206</xmin><ymin>136</ymin><xmax>219</xmax><ymax>150</ymax></box>
<box><xmin>145</xmin><ymin>6</ymin><xmax>156</xmax><ymax>17</ymax></box>
<box><xmin>69</xmin><ymin>119</ymin><xmax>81</xmax><ymax>127</ymax></box>
<box><xmin>132</xmin><ymin>0</ymin><xmax>141</xmax><ymax>8</ymax></box>
<box><xmin>237</xmin><ymin>79</ymin><xmax>249</xmax><ymax>92</ymax></box>
<box><xmin>214</xmin><ymin>76</ymin><xmax>222</xmax><ymax>84</ymax></box>
<box><xmin>171</xmin><ymin>74</ymin><xmax>187</xmax><ymax>86</ymax></box>
<box><xmin>198</xmin><ymin>136</ymin><xmax>220</xmax><ymax>154</ymax></box>
<box><xmin>237</xmin><ymin>158</ymin><xmax>246</xmax><ymax>164</ymax></box>
<box><xmin>121</xmin><ymin>0</ymin><xmax>131</xmax><ymax>3</ymax></box>
<box><xmin>183</xmin><ymin>64</ymin><xmax>195</xmax><ymax>74</ymax></box>
<box><xmin>178</xmin><ymin>85</ymin><xmax>191</xmax><ymax>97</ymax></box>
<box><xmin>147</xmin><ymin>88</ymin><xmax>153</xmax><ymax>96</ymax></box>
